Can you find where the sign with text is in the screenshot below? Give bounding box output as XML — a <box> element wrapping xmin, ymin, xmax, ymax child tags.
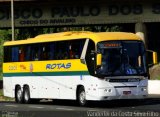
<box><xmin>0</xmin><ymin>2</ymin><xmax>160</xmax><ymax>27</ymax></box>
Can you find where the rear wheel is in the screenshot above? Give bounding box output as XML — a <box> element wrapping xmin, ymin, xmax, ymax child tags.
<box><xmin>23</xmin><ymin>86</ymin><xmax>31</xmax><ymax>104</ymax></box>
<box><xmin>23</xmin><ymin>86</ymin><xmax>39</xmax><ymax>104</ymax></box>
<box><xmin>77</xmin><ymin>87</ymin><xmax>87</xmax><ymax>106</ymax></box>
<box><xmin>15</xmin><ymin>86</ymin><xmax>23</xmax><ymax>103</ymax></box>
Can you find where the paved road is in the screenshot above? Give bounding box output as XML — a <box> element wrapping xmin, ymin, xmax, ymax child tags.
<box><xmin>0</xmin><ymin>99</ymin><xmax>160</xmax><ymax>117</ymax></box>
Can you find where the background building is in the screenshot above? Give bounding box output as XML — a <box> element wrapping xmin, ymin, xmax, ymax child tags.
<box><xmin>0</xmin><ymin>0</ymin><xmax>160</xmax><ymax>55</ymax></box>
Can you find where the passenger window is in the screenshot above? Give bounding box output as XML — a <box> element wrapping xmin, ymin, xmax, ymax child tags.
<box><xmin>25</xmin><ymin>45</ymin><xmax>31</xmax><ymax>61</ymax></box>
<box><xmin>12</xmin><ymin>46</ymin><xmax>19</xmax><ymax>62</ymax></box>
<box><xmin>68</xmin><ymin>40</ymin><xmax>85</xmax><ymax>59</ymax></box>
<box><xmin>4</xmin><ymin>39</ymin><xmax>86</xmax><ymax>62</ymax></box>
<box><xmin>32</xmin><ymin>44</ymin><xmax>40</xmax><ymax>61</ymax></box>
<box><xmin>4</xmin><ymin>47</ymin><xmax>12</xmax><ymax>62</ymax></box>
<box><xmin>19</xmin><ymin>46</ymin><xmax>25</xmax><ymax>62</ymax></box>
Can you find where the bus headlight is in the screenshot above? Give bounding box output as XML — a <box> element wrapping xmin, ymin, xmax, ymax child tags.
<box><xmin>104</xmin><ymin>89</ymin><xmax>112</xmax><ymax>93</ymax></box>
<box><xmin>108</xmin><ymin>89</ymin><xmax>112</xmax><ymax>92</ymax></box>
<box><xmin>141</xmin><ymin>87</ymin><xmax>147</xmax><ymax>91</ymax></box>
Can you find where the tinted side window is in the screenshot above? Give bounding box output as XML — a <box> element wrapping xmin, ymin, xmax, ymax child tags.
<box><xmin>4</xmin><ymin>46</ymin><xmax>12</xmax><ymax>62</ymax></box>
<box><xmin>68</xmin><ymin>39</ymin><xmax>85</xmax><ymax>59</ymax></box>
<box><xmin>25</xmin><ymin>45</ymin><xmax>31</xmax><ymax>61</ymax></box>
<box><xmin>4</xmin><ymin>46</ymin><xmax>20</xmax><ymax>62</ymax></box>
<box><xmin>39</xmin><ymin>39</ymin><xmax>85</xmax><ymax>60</ymax></box>
<box><xmin>12</xmin><ymin>47</ymin><xmax>19</xmax><ymax>62</ymax></box>
<box><xmin>4</xmin><ymin>39</ymin><xmax>86</xmax><ymax>62</ymax></box>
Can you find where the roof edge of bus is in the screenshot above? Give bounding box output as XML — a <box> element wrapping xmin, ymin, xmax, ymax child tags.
<box><xmin>3</xmin><ymin>38</ymin><xmax>34</xmax><ymax>46</ymax></box>
<box><xmin>34</xmin><ymin>31</ymin><xmax>93</xmax><ymax>39</ymax></box>
<box><xmin>34</xmin><ymin>31</ymin><xmax>141</xmax><ymax>41</ymax></box>
<box><xmin>3</xmin><ymin>31</ymin><xmax>142</xmax><ymax>46</ymax></box>
<box><xmin>34</xmin><ymin>31</ymin><xmax>138</xmax><ymax>37</ymax></box>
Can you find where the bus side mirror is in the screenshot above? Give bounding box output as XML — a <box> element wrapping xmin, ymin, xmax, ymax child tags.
<box><xmin>96</xmin><ymin>54</ymin><xmax>102</xmax><ymax>67</ymax></box>
<box><xmin>153</xmin><ymin>52</ymin><xmax>158</xmax><ymax>64</ymax></box>
<box><xmin>147</xmin><ymin>50</ymin><xmax>158</xmax><ymax>67</ymax></box>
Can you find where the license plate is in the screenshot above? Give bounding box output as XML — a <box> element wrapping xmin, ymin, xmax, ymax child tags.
<box><xmin>123</xmin><ymin>91</ymin><xmax>131</xmax><ymax>95</ymax></box>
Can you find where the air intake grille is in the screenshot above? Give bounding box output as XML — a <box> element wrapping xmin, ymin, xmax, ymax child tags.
<box><xmin>109</xmin><ymin>78</ymin><xmax>140</xmax><ymax>82</ymax></box>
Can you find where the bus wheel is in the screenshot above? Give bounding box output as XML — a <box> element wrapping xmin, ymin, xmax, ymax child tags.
<box><xmin>23</xmin><ymin>86</ymin><xmax>31</xmax><ymax>104</ymax></box>
<box><xmin>77</xmin><ymin>87</ymin><xmax>87</xmax><ymax>106</ymax></box>
<box><xmin>15</xmin><ymin>86</ymin><xmax>23</xmax><ymax>103</ymax></box>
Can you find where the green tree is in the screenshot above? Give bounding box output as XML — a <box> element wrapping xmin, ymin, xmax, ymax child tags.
<box><xmin>0</xmin><ymin>29</ymin><xmax>12</xmax><ymax>80</ymax></box>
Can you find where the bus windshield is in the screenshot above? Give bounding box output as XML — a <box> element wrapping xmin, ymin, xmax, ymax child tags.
<box><xmin>97</xmin><ymin>41</ymin><xmax>147</xmax><ymax>77</ymax></box>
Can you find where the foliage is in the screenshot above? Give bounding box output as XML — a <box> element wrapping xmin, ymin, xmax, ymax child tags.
<box><xmin>0</xmin><ymin>44</ymin><xmax>2</xmax><ymax>80</ymax></box>
<box><xmin>0</xmin><ymin>29</ymin><xmax>12</xmax><ymax>80</ymax></box>
<box><xmin>0</xmin><ymin>89</ymin><xmax>14</xmax><ymax>101</ymax></box>
<box><xmin>0</xmin><ymin>30</ymin><xmax>10</xmax><ymax>80</ymax></box>
<box><xmin>149</xmin><ymin>64</ymin><xmax>160</xmax><ymax>80</ymax></box>
<box><xmin>0</xmin><ymin>29</ymin><xmax>12</xmax><ymax>42</ymax></box>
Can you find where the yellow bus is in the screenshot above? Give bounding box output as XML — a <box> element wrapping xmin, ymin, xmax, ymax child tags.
<box><xmin>3</xmin><ymin>31</ymin><xmax>148</xmax><ymax>106</ymax></box>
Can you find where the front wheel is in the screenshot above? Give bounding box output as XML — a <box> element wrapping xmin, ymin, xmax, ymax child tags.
<box><xmin>77</xmin><ymin>87</ymin><xmax>87</xmax><ymax>106</ymax></box>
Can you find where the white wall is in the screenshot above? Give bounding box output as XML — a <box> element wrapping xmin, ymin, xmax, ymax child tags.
<box><xmin>148</xmin><ymin>80</ymin><xmax>160</xmax><ymax>96</ymax></box>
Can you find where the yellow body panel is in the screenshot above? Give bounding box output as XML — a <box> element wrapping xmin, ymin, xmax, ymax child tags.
<box><xmin>3</xmin><ymin>59</ymin><xmax>87</xmax><ymax>73</ymax></box>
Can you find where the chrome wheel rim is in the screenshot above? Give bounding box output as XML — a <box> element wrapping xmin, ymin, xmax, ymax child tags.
<box><xmin>17</xmin><ymin>89</ymin><xmax>22</xmax><ymax>100</ymax></box>
<box><xmin>24</xmin><ymin>91</ymin><xmax>29</xmax><ymax>101</ymax></box>
<box><xmin>79</xmin><ymin>91</ymin><xmax>86</xmax><ymax>104</ymax></box>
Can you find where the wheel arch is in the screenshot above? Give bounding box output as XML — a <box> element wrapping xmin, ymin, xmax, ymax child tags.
<box><xmin>23</xmin><ymin>84</ymin><xmax>29</xmax><ymax>89</ymax></box>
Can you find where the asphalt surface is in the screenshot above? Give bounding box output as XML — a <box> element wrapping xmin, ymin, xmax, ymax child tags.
<box><xmin>0</xmin><ymin>99</ymin><xmax>160</xmax><ymax>117</ymax></box>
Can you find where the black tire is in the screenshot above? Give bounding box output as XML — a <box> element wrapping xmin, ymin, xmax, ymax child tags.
<box><xmin>77</xmin><ymin>87</ymin><xmax>87</xmax><ymax>106</ymax></box>
<box><xmin>15</xmin><ymin>86</ymin><xmax>23</xmax><ymax>103</ymax></box>
<box><xmin>23</xmin><ymin>86</ymin><xmax>31</xmax><ymax>104</ymax></box>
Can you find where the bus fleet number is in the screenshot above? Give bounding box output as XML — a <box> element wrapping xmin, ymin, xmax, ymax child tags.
<box><xmin>9</xmin><ymin>66</ymin><xmax>17</xmax><ymax>70</ymax></box>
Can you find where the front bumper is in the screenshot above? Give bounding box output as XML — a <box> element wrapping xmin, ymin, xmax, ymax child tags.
<box><xmin>86</xmin><ymin>86</ymin><xmax>148</xmax><ymax>101</ymax></box>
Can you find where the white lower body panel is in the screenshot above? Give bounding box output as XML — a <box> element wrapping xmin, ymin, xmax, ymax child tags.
<box><xmin>3</xmin><ymin>76</ymin><xmax>148</xmax><ymax>101</ymax></box>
